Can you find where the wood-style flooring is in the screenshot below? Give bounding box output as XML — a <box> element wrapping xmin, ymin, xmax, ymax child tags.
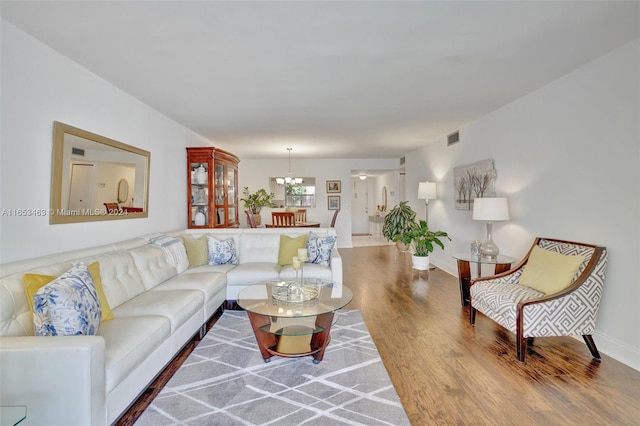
<box><xmin>116</xmin><ymin>245</ymin><xmax>640</xmax><ymax>425</ymax></box>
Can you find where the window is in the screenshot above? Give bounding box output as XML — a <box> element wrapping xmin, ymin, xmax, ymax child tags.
<box><xmin>269</xmin><ymin>177</ymin><xmax>316</xmax><ymax>207</ymax></box>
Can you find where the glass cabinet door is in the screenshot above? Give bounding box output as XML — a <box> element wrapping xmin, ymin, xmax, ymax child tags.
<box><xmin>190</xmin><ymin>161</ymin><xmax>209</xmax><ymax>227</ymax></box>
<box><xmin>227</xmin><ymin>165</ymin><xmax>237</xmax><ymax>226</ymax></box>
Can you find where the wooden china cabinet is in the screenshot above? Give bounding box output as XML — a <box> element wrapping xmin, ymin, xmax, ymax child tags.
<box><xmin>186</xmin><ymin>147</ymin><xmax>240</xmax><ymax>228</ymax></box>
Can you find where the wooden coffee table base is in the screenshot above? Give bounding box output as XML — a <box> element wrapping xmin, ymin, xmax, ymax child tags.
<box><xmin>246</xmin><ymin>311</ymin><xmax>334</xmax><ymax>364</ymax></box>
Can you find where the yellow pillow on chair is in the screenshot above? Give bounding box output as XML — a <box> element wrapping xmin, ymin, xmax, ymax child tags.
<box><xmin>518</xmin><ymin>246</ymin><xmax>585</xmax><ymax>295</ymax></box>
<box><xmin>23</xmin><ymin>261</ymin><xmax>114</xmax><ymax>321</ymax></box>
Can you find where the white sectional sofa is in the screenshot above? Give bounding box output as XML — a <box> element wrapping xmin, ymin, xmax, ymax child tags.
<box><xmin>0</xmin><ymin>227</ymin><xmax>340</xmax><ymax>425</ymax></box>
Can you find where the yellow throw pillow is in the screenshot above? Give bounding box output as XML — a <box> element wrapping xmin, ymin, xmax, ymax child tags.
<box><xmin>519</xmin><ymin>246</ymin><xmax>585</xmax><ymax>295</ymax></box>
<box><xmin>23</xmin><ymin>261</ymin><xmax>114</xmax><ymax>321</ymax></box>
<box><xmin>278</xmin><ymin>235</ymin><xmax>308</xmax><ymax>266</ymax></box>
<box><xmin>182</xmin><ymin>235</ymin><xmax>208</xmax><ymax>267</ymax></box>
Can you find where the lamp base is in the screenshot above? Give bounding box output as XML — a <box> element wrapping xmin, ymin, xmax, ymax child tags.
<box><xmin>480</xmin><ymin>241</ymin><xmax>499</xmax><ymax>260</ymax></box>
<box><xmin>481</xmin><ymin>221</ymin><xmax>499</xmax><ymax>259</ymax></box>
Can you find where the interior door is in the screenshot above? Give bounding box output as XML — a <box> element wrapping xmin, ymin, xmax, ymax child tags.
<box><xmin>68</xmin><ymin>163</ymin><xmax>95</xmax><ymax>210</ymax></box>
<box><xmin>351</xmin><ymin>179</ymin><xmax>369</xmax><ymax>234</ymax></box>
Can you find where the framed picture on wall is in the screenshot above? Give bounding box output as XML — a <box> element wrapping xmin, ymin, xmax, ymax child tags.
<box><xmin>328</xmin><ymin>195</ymin><xmax>341</xmax><ymax>210</ymax></box>
<box><xmin>326</xmin><ymin>180</ymin><xmax>341</xmax><ymax>193</ymax></box>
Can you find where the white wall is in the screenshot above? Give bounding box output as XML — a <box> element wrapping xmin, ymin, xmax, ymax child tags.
<box><xmin>238</xmin><ymin>158</ymin><xmax>399</xmax><ymax>248</ymax></box>
<box><xmin>0</xmin><ymin>22</ymin><xmax>216</xmax><ymax>263</ymax></box>
<box><xmin>404</xmin><ymin>39</ymin><xmax>640</xmax><ymax>370</ymax></box>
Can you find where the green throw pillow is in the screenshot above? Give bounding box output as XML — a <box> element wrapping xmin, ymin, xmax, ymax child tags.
<box><xmin>182</xmin><ymin>235</ymin><xmax>208</xmax><ymax>267</ymax></box>
<box><xmin>519</xmin><ymin>246</ymin><xmax>585</xmax><ymax>295</ymax></box>
<box><xmin>278</xmin><ymin>235</ymin><xmax>308</xmax><ymax>266</ymax></box>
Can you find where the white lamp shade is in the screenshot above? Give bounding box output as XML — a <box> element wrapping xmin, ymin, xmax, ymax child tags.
<box><xmin>418</xmin><ymin>181</ymin><xmax>437</xmax><ymax>200</ymax></box>
<box><xmin>472</xmin><ymin>197</ymin><xmax>510</xmax><ymax>221</ymax></box>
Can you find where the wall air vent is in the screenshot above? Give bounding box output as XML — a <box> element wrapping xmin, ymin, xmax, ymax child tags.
<box><xmin>71</xmin><ymin>147</ymin><xmax>85</xmax><ymax>156</ymax></box>
<box><xmin>447</xmin><ymin>131</ymin><xmax>460</xmax><ymax>146</ymax></box>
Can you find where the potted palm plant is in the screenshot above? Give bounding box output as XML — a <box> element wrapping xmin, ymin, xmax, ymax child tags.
<box><xmin>240</xmin><ymin>187</ymin><xmax>274</xmax><ymax>226</ymax></box>
<box><xmin>402</xmin><ymin>220</ymin><xmax>450</xmax><ymax>270</ymax></box>
<box><xmin>382</xmin><ymin>201</ymin><xmax>417</xmax><ymax>251</ymax></box>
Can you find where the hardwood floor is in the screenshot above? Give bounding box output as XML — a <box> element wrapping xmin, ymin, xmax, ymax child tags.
<box><xmin>117</xmin><ymin>245</ymin><xmax>640</xmax><ymax>425</ymax></box>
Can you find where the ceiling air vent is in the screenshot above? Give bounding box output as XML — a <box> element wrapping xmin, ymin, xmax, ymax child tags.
<box><xmin>71</xmin><ymin>147</ymin><xmax>85</xmax><ymax>156</ymax></box>
<box><xmin>447</xmin><ymin>131</ymin><xmax>460</xmax><ymax>146</ymax></box>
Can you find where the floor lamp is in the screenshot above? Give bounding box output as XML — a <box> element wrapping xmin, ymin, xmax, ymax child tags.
<box><xmin>417</xmin><ymin>181</ymin><xmax>437</xmax><ymax>226</ymax></box>
<box><xmin>417</xmin><ymin>181</ymin><xmax>437</xmax><ymax>270</ymax></box>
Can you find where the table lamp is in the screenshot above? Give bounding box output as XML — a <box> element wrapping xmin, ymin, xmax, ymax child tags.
<box><xmin>472</xmin><ymin>197</ymin><xmax>509</xmax><ymax>259</ymax></box>
<box><xmin>417</xmin><ymin>181</ymin><xmax>437</xmax><ymax>225</ymax></box>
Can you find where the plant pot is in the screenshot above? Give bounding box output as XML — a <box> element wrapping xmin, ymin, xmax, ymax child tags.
<box><xmin>411</xmin><ymin>254</ymin><xmax>430</xmax><ymax>270</ymax></box>
<box><xmin>247</xmin><ymin>214</ymin><xmax>262</xmax><ymax>227</ymax></box>
<box><xmin>396</xmin><ymin>241</ymin><xmax>410</xmax><ymax>252</ymax></box>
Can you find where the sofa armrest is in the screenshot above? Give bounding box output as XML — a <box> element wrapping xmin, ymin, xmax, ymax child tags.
<box><xmin>330</xmin><ymin>248</ymin><xmax>343</xmax><ymax>284</ymax></box>
<box><xmin>0</xmin><ymin>336</ymin><xmax>107</xmax><ymax>426</ymax></box>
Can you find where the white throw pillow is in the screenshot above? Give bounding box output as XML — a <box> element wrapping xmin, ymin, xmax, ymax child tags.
<box><xmin>207</xmin><ymin>236</ymin><xmax>239</xmax><ymax>265</ymax></box>
<box><xmin>33</xmin><ymin>262</ymin><xmax>102</xmax><ymax>336</ymax></box>
<box><xmin>306</xmin><ymin>233</ymin><xmax>336</xmax><ymax>267</ymax></box>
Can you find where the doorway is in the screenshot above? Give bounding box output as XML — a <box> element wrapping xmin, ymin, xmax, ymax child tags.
<box><xmin>68</xmin><ymin>163</ymin><xmax>95</xmax><ymax>210</ymax></box>
<box><xmin>351</xmin><ymin>179</ymin><xmax>369</xmax><ymax>235</ymax></box>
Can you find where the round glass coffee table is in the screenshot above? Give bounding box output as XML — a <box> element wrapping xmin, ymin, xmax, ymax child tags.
<box><xmin>237</xmin><ymin>278</ymin><xmax>352</xmax><ymax>364</ymax></box>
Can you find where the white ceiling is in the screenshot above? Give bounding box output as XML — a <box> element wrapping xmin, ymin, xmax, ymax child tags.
<box><xmin>2</xmin><ymin>1</ymin><xmax>639</xmax><ymax>160</ymax></box>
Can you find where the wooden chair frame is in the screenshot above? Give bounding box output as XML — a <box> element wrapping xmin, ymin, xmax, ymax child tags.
<box><xmin>271</xmin><ymin>212</ymin><xmax>296</xmax><ymax>227</ymax></box>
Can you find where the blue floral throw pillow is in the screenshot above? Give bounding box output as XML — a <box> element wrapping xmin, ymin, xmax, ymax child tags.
<box><xmin>207</xmin><ymin>236</ymin><xmax>239</xmax><ymax>265</ymax></box>
<box><xmin>33</xmin><ymin>262</ymin><xmax>102</xmax><ymax>336</ymax></box>
<box><xmin>306</xmin><ymin>233</ymin><xmax>336</xmax><ymax>267</ymax></box>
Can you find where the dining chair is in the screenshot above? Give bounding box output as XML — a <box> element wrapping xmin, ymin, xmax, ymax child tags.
<box><xmin>244</xmin><ymin>210</ymin><xmax>257</xmax><ymax>228</ymax></box>
<box><xmin>294</xmin><ymin>209</ymin><xmax>307</xmax><ymax>223</ymax></box>
<box><xmin>271</xmin><ymin>212</ymin><xmax>296</xmax><ymax>227</ymax></box>
<box><xmin>330</xmin><ymin>209</ymin><xmax>340</xmax><ymax>227</ymax></box>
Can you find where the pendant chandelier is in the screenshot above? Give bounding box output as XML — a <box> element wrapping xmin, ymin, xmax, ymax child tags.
<box><xmin>276</xmin><ymin>148</ymin><xmax>303</xmax><ymax>186</ymax></box>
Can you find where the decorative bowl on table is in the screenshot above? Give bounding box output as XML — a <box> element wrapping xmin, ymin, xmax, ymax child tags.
<box><xmin>271</xmin><ymin>281</ymin><xmax>319</xmax><ymax>303</ymax></box>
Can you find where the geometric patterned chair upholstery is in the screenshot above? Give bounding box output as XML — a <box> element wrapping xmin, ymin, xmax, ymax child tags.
<box><xmin>469</xmin><ymin>238</ymin><xmax>608</xmax><ymax>362</ymax></box>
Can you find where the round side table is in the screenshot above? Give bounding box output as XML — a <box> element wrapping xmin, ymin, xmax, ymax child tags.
<box><xmin>452</xmin><ymin>254</ymin><xmax>516</xmax><ymax>306</ymax></box>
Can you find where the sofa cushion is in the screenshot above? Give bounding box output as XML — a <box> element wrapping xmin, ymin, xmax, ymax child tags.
<box><xmin>152</xmin><ymin>272</ymin><xmax>227</xmax><ymax>304</ymax></box>
<box><xmin>184</xmin><ymin>263</ymin><xmax>237</xmax><ymax>275</ymax></box>
<box><xmin>23</xmin><ymin>262</ymin><xmax>114</xmax><ymax>322</ymax></box>
<box><xmin>470</xmin><ymin>280</ymin><xmax>546</xmax><ymax>331</ymax></box>
<box><xmin>113</xmin><ymin>290</ymin><xmax>202</xmax><ymax>333</ymax></box>
<box><xmin>99</xmin><ymin>315</ymin><xmax>170</xmax><ymax>393</ymax></box>
<box><xmin>238</xmin><ymin>233</ymin><xmax>280</xmax><ymax>263</ymax></box>
<box><xmin>225</xmin><ymin>263</ymin><xmax>281</xmax><ymax>286</ymax></box>
<box><xmin>86</xmin><ymin>251</ymin><xmax>145</xmax><ymax>310</ymax></box>
<box><xmin>207</xmin><ymin>236</ymin><xmax>239</xmax><ymax>265</ymax></box>
<box><xmin>519</xmin><ymin>246</ymin><xmax>585</xmax><ymax>294</ymax></box>
<box><xmin>182</xmin><ymin>235</ymin><xmax>208</xmax><ymax>267</ymax></box>
<box><xmin>278</xmin><ymin>235</ymin><xmax>308</xmax><ymax>266</ymax></box>
<box><xmin>33</xmin><ymin>262</ymin><xmax>102</xmax><ymax>336</ymax></box>
<box><xmin>129</xmin><ymin>244</ymin><xmax>178</xmax><ymax>291</ymax></box>
<box><xmin>306</xmin><ymin>233</ymin><xmax>337</xmax><ymax>267</ymax></box>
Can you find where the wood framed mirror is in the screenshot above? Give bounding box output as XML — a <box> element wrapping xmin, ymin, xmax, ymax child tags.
<box><xmin>50</xmin><ymin>121</ymin><xmax>150</xmax><ymax>224</ymax></box>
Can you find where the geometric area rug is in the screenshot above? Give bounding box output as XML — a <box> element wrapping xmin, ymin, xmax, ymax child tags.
<box><xmin>135</xmin><ymin>310</ymin><xmax>410</xmax><ymax>425</ymax></box>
